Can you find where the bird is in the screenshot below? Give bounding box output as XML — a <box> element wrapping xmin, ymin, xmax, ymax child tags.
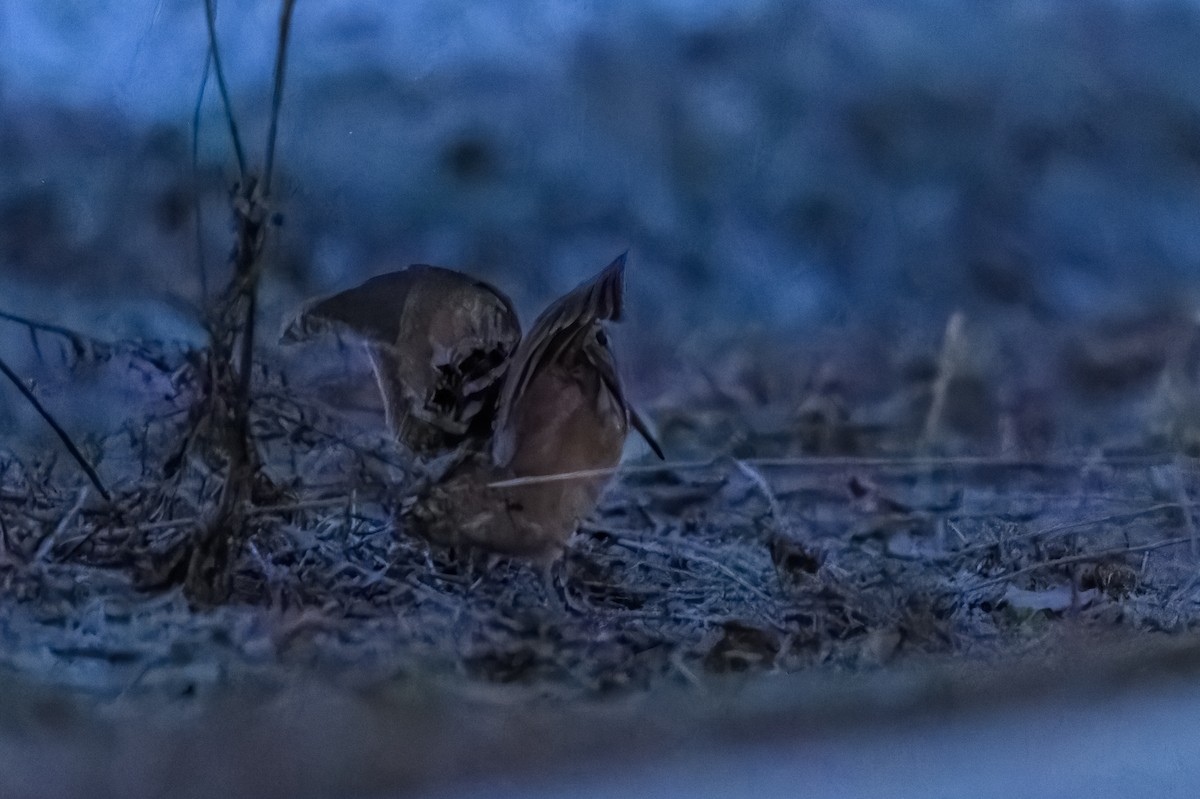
<box><xmin>405</xmin><ymin>252</ymin><xmax>663</xmax><ymax>563</ymax></box>
<box><xmin>280</xmin><ymin>265</ymin><xmax>521</xmax><ymax>454</ymax></box>
<box><xmin>284</xmin><ymin>253</ymin><xmax>662</xmax><ymax>563</ymax></box>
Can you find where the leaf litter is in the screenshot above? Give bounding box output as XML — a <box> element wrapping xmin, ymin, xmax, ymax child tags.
<box><xmin>5</xmin><ymin>323</ymin><xmax>1200</xmax><ymax>704</ymax></box>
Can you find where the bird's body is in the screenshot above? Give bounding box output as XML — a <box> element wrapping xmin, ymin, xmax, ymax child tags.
<box><xmin>286</xmin><ymin>253</ymin><xmax>661</xmax><ymax>563</ymax></box>
<box><xmin>407</xmin><ymin>254</ymin><xmax>647</xmax><ymax>562</ymax></box>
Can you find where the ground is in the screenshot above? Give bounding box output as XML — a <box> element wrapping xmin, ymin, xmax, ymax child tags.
<box><xmin>4</xmin><ymin>319</ymin><xmax>1200</xmax><ymax>796</ymax></box>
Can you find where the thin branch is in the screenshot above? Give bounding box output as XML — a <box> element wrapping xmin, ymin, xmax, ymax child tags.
<box><xmin>955</xmin><ymin>502</ymin><xmax>1185</xmax><ymax>555</ymax></box>
<box><xmin>966</xmin><ymin>535</ymin><xmax>1193</xmax><ymax>593</ymax></box>
<box><xmin>489</xmin><ymin>465</ymin><xmax>628</xmax><ymax>489</ymax></box>
<box><xmin>202</xmin><ymin>0</ymin><xmax>246</xmax><ymax>179</ymax></box>
<box><xmin>192</xmin><ymin>47</ymin><xmax>212</xmax><ymax>300</ymax></box>
<box><xmin>0</xmin><ymin>512</ymin><xmax>12</xmax><ymax>562</ymax></box>
<box><xmin>748</xmin><ymin>454</ymin><xmax>1191</xmax><ymax>469</ymax></box>
<box><xmin>921</xmin><ymin>310</ymin><xmax>966</xmax><ymax>445</ymax></box>
<box><xmin>601</xmin><ymin>528</ymin><xmax>775</xmax><ymax>604</ymax></box>
<box><xmin>236</xmin><ymin>281</ymin><xmax>258</xmax><ymax>412</ymax></box>
<box><xmin>0</xmin><ymin>354</ymin><xmax>111</xmax><ymax>502</ymax></box>
<box><xmin>483</xmin><ymin>452</ymin><xmax>1195</xmax><ymax>489</ymax></box>
<box><xmin>734</xmin><ymin>458</ymin><xmax>794</xmax><ymax>538</ymax></box>
<box><xmin>263</xmin><ymin>0</ymin><xmax>297</xmax><ymax>196</ymax></box>
<box><xmin>0</xmin><ymin>309</ymin><xmax>113</xmax><ymax>359</ymax></box>
<box><xmin>36</xmin><ymin>487</ymin><xmax>90</xmax><ymax>561</ymax></box>
<box><xmin>126</xmin><ymin>496</ymin><xmax>356</xmax><ymax>535</ymax></box>
<box><xmin>1174</xmin><ymin>455</ymin><xmax>1199</xmax><ymax>560</ymax></box>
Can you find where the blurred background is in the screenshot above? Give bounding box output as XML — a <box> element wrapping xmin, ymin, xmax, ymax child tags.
<box><xmin>4</xmin><ymin>0</ymin><xmax>1200</xmax><ymax>456</ymax></box>
<box><xmin>5</xmin><ymin>0</ymin><xmax>1200</xmax><ymax>335</ymax></box>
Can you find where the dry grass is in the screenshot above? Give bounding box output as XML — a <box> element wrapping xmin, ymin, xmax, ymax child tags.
<box><xmin>6</xmin><ymin>305</ymin><xmax>1200</xmax><ymax>796</ymax></box>
<box><xmin>5</xmin><ymin>350</ymin><xmax>1200</xmax><ymax>699</ymax></box>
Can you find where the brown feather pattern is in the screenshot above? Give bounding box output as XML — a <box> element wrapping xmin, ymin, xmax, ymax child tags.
<box><xmin>285</xmin><ymin>252</ymin><xmax>661</xmax><ymax>561</ymax></box>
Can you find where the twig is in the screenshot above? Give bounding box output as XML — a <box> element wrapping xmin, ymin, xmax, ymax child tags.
<box><xmin>735</xmin><ymin>458</ymin><xmax>793</xmax><ymax>537</ymax></box>
<box><xmin>202</xmin><ymin>0</ymin><xmax>246</xmax><ymax>179</ymax></box>
<box><xmin>922</xmin><ymin>310</ymin><xmax>966</xmax><ymax>445</ymax></box>
<box><xmin>253</xmin><ymin>496</ymin><xmax>361</xmax><ymax>516</ymax></box>
<box><xmin>489</xmin><ymin>465</ymin><xmax>630</xmax><ymax>488</ymax></box>
<box><xmin>192</xmin><ymin>47</ymin><xmax>212</xmax><ymax>299</ymax></box>
<box><xmin>270</xmin><ymin>409</ymin><xmax>409</xmax><ymax>469</ymax></box>
<box><xmin>263</xmin><ymin>0</ymin><xmax>297</xmax><ymax>196</ymax></box>
<box><xmin>0</xmin><ymin>354</ymin><xmax>112</xmax><ymax>502</ymax></box>
<box><xmin>0</xmin><ymin>309</ymin><xmax>114</xmax><ymax>361</ymax></box>
<box><xmin>1173</xmin><ymin>455</ymin><xmax>1199</xmax><ymax>560</ymax></box>
<box><xmin>487</xmin><ymin>459</ymin><xmax>718</xmax><ymax>488</ymax></box>
<box><xmin>124</xmin><ymin>496</ymin><xmax>356</xmax><ymax>535</ymax></box>
<box><xmin>235</xmin><ymin>279</ymin><xmax>259</xmax><ymax>424</ymax></box>
<box><xmin>769</xmin><ymin>452</ymin><xmax>1195</xmax><ymax>470</ymax></box>
<box><xmin>602</xmin><ymin>528</ymin><xmax>773</xmax><ymax>603</ymax></box>
<box><xmin>485</xmin><ymin>451</ymin><xmax>1200</xmax><ymax>491</ymax></box>
<box><xmin>0</xmin><ymin>512</ymin><xmax>12</xmax><ymax>561</ymax></box>
<box><xmin>35</xmin><ymin>487</ymin><xmax>90</xmax><ymax>561</ymax></box>
<box><xmin>669</xmin><ymin>650</ymin><xmax>703</xmax><ymax>689</ymax></box>
<box><xmin>484</xmin><ymin>453</ymin><xmax>1200</xmax><ymax>489</ymax></box>
<box><xmin>966</xmin><ymin>535</ymin><xmax>1193</xmax><ymax>592</ymax></box>
<box><xmin>955</xmin><ymin>503</ymin><xmax>1184</xmax><ymax>555</ymax></box>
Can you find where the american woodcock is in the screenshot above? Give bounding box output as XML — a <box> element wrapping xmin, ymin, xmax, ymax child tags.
<box><xmin>284</xmin><ymin>253</ymin><xmax>662</xmax><ymax>563</ymax></box>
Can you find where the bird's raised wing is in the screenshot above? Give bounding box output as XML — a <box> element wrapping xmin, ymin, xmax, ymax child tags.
<box><xmin>282</xmin><ymin>265</ymin><xmax>521</xmax><ymax>453</ymax></box>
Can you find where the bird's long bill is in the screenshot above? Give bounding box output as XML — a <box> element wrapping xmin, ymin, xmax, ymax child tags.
<box><xmin>629</xmin><ymin>404</ymin><xmax>665</xmax><ymax>460</ymax></box>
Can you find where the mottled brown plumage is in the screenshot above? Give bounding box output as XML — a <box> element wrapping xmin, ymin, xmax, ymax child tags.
<box><xmin>281</xmin><ymin>265</ymin><xmax>520</xmax><ymax>453</ymax></box>
<box><xmin>286</xmin><ymin>254</ymin><xmax>662</xmax><ymax>563</ymax></box>
<box><xmin>408</xmin><ymin>253</ymin><xmax>661</xmax><ymax>561</ymax></box>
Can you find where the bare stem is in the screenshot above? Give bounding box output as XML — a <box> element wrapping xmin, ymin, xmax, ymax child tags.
<box><xmin>922</xmin><ymin>310</ymin><xmax>966</xmax><ymax>445</ymax></box>
<box><xmin>202</xmin><ymin>0</ymin><xmax>247</xmax><ymax>179</ymax></box>
<box><xmin>0</xmin><ymin>354</ymin><xmax>111</xmax><ymax>502</ymax></box>
<box><xmin>967</xmin><ymin>535</ymin><xmax>1193</xmax><ymax>592</ymax></box>
<box><xmin>192</xmin><ymin>47</ymin><xmax>212</xmax><ymax>300</ymax></box>
<box><xmin>263</xmin><ymin>0</ymin><xmax>297</xmax><ymax>196</ymax></box>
